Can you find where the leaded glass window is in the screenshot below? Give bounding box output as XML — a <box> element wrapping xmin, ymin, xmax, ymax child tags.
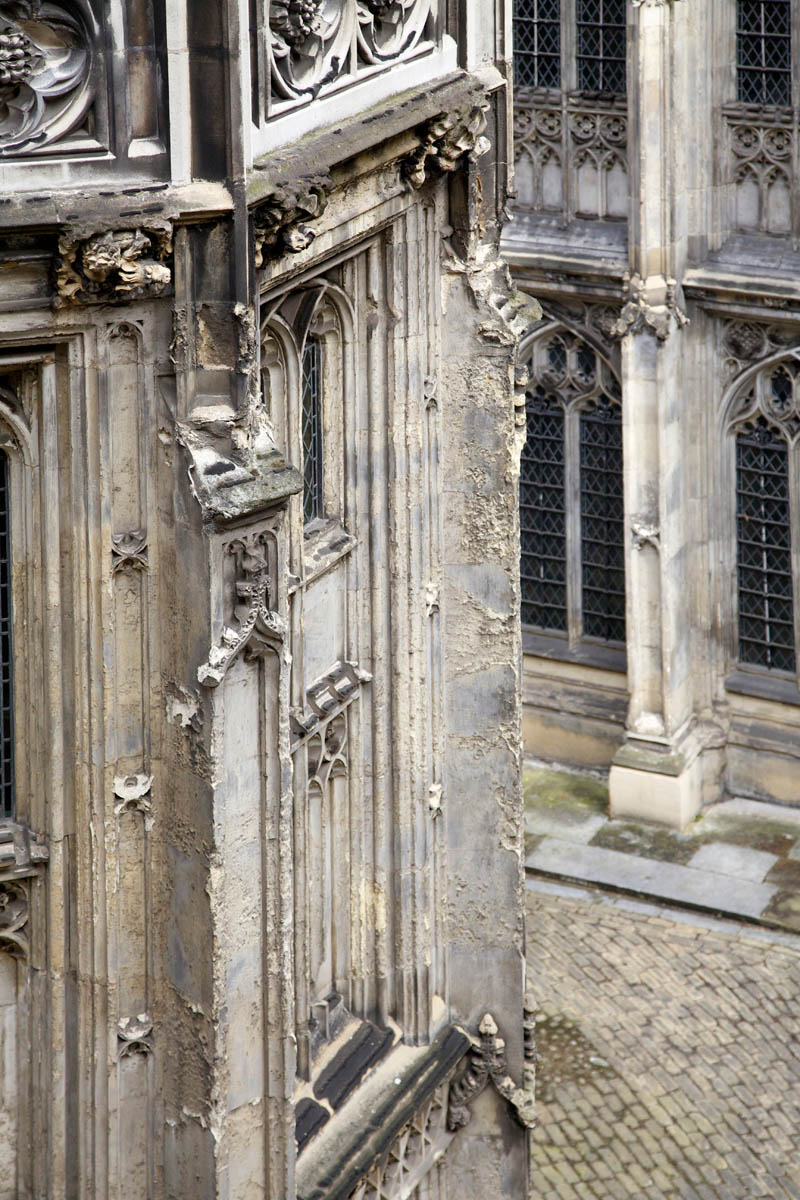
<box><xmin>736</xmin><ymin>418</ymin><xmax>796</xmax><ymax>672</ymax></box>
<box><xmin>737</xmin><ymin>0</ymin><xmax>792</xmax><ymax>106</ymax></box>
<box><xmin>521</xmin><ymin>387</ymin><xmax>567</xmax><ymax>630</ymax></box>
<box><xmin>520</xmin><ymin>328</ymin><xmax>625</xmax><ymax>648</ymax></box>
<box><xmin>0</xmin><ymin>451</ymin><xmax>13</xmax><ymax>818</ymax></box>
<box><xmin>513</xmin><ymin>0</ymin><xmax>562</xmax><ymax>89</ymax></box>
<box><xmin>580</xmin><ymin>392</ymin><xmax>625</xmax><ymax>643</ymax></box>
<box><xmin>576</xmin><ymin>0</ymin><xmax>626</xmax><ymax>94</ymax></box>
<box><xmin>301</xmin><ymin>335</ymin><xmax>323</xmax><ymax>524</ymax></box>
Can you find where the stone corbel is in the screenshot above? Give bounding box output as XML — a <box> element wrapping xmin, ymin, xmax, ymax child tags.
<box><xmin>56</xmin><ymin>225</ymin><xmax>173</xmax><ymax>304</ymax></box>
<box><xmin>198</xmin><ymin>534</ymin><xmax>285</xmax><ymax>687</ymax></box>
<box><xmin>447</xmin><ymin>1013</ymin><xmax>536</xmax><ymax>1132</ymax></box>
<box><xmin>611</xmin><ymin>273</ymin><xmax>688</xmax><ymax>341</ymax></box>
<box><xmin>253</xmin><ymin>175</ymin><xmax>331</xmax><ymax>267</ymax></box>
<box><xmin>403</xmin><ymin>97</ymin><xmax>492</xmax><ymax>190</ymax></box>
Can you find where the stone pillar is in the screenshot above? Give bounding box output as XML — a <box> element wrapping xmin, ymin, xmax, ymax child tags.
<box><xmin>608</xmin><ymin>0</ymin><xmax>707</xmax><ymax>828</ymax></box>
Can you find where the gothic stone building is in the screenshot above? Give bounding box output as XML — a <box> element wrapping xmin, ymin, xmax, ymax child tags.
<box><xmin>507</xmin><ymin>0</ymin><xmax>800</xmax><ymax>827</ymax></box>
<box><xmin>0</xmin><ymin>2</ymin><xmax>533</xmax><ymax>1197</ymax></box>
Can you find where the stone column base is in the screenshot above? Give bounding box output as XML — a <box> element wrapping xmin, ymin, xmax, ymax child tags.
<box><xmin>609</xmin><ymin>738</ymin><xmax>704</xmax><ymax>830</ymax></box>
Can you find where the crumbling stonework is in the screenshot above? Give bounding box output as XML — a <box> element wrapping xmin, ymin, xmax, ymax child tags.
<box><xmin>0</xmin><ymin>2</ymin><xmax>531</xmax><ymax>1197</ymax></box>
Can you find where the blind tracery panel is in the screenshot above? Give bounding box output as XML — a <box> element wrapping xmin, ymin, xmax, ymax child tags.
<box><xmin>302</xmin><ymin>335</ymin><xmax>324</xmax><ymax>524</ymax></box>
<box><xmin>737</xmin><ymin>0</ymin><xmax>792</xmax><ymax>107</ymax></box>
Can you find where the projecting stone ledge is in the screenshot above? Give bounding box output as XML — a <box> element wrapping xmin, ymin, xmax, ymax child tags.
<box><xmin>296</xmin><ymin>1024</ymin><xmax>470</xmax><ymax>1200</ymax></box>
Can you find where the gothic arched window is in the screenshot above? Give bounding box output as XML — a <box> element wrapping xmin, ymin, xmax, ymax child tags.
<box><xmin>737</xmin><ymin>0</ymin><xmax>792</xmax><ymax>106</ymax></box>
<box><xmin>521</xmin><ymin>329</ymin><xmax>625</xmax><ymax>646</ymax></box>
<box><xmin>513</xmin><ymin>0</ymin><xmax>626</xmax><ymax>95</ymax></box>
<box><xmin>728</xmin><ymin>355</ymin><xmax>800</xmax><ymax>675</ymax></box>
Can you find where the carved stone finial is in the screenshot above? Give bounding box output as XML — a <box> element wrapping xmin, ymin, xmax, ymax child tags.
<box><xmin>253</xmin><ymin>176</ymin><xmax>330</xmax><ymax>267</ymax></box>
<box><xmin>448</xmin><ymin>1011</ymin><xmax>536</xmax><ymax>1132</ymax></box>
<box><xmin>403</xmin><ymin>98</ymin><xmax>492</xmax><ymax>190</ymax></box>
<box><xmin>198</xmin><ymin>534</ymin><xmax>285</xmax><ymax>687</ymax></box>
<box><xmin>56</xmin><ymin>227</ymin><xmax>173</xmax><ymax>305</ymax></box>
<box><xmin>610</xmin><ymin>272</ymin><xmax>688</xmax><ymax>341</ymax></box>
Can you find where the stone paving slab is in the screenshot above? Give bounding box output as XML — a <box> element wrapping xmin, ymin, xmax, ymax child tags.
<box><xmin>527</xmin><ymin>837</ymin><xmax>779</xmax><ymax>920</ymax></box>
<box><xmin>524</xmin><ymin>762</ymin><xmax>800</xmax><ymax>931</ymax></box>
<box><xmin>526</xmin><ymin>879</ymin><xmax>800</xmax><ymax>1200</ymax></box>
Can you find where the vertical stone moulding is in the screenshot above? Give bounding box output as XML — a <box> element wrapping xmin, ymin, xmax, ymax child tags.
<box><xmin>102</xmin><ymin>319</ymin><xmax>155</xmax><ymax>1197</ymax></box>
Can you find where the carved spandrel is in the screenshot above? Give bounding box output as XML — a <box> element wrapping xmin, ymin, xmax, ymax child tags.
<box><xmin>0</xmin><ymin>880</ymin><xmax>28</xmax><ymax>958</ymax></box>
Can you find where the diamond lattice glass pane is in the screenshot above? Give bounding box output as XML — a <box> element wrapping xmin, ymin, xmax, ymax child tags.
<box><xmin>737</xmin><ymin>1</ymin><xmax>791</xmax><ymax>105</ymax></box>
<box><xmin>579</xmin><ymin>394</ymin><xmax>625</xmax><ymax>642</ymax></box>
<box><xmin>0</xmin><ymin>452</ymin><xmax>13</xmax><ymax>819</ymax></box>
<box><xmin>736</xmin><ymin>421</ymin><xmax>796</xmax><ymax>673</ymax></box>
<box><xmin>302</xmin><ymin>336</ymin><xmax>324</xmax><ymax>524</ymax></box>
<box><xmin>520</xmin><ymin>389</ymin><xmax>567</xmax><ymax>630</ymax></box>
<box><xmin>514</xmin><ymin>0</ymin><xmax>562</xmax><ymax>88</ymax></box>
<box><xmin>576</xmin><ymin>0</ymin><xmax>626</xmax><ymax>94</ymax></box>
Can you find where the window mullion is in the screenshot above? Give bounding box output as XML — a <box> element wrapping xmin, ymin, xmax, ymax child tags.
<box><xmin>790</xmin><ymin>445</ymin><xmax>800</xmax><ymax>689</ymax></box>
<box><xmin>565</xmin><ymin>404</ymin><xmax>583</xmax><ymax>646</ymax></box>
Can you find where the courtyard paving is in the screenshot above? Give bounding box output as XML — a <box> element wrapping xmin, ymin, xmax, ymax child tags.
<box><xmin>526</xmin><ymin>879</ymin><xmax>800</xmax><ymax>1199</ymax></box>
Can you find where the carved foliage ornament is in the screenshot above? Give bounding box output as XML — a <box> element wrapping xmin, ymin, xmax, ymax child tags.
<box><xmin>403</xmin><ymin>97</ymin><xmax>491</xmax><ymax>189</ymax></box>
<box><xmin>198</xmin><ymin>534</ymin><xmax>285</xmax><ymax>687</ymax></box>
<box><xmin>253</xmin><ymin>175</ymin><xmax>330</xmax><ymax>266</ymax></box>
<box><xmin>268</xmin><ymin>0</ymin><xmax>432</xmax><ymax>105</ymax></box>
<box><xmin>0</xmin><ymin>879</ymin><xmax>28</xmax><ymax>957</ymax></box>
<box><xmin>56</xmin><ymin>227</ymin><xmax>173</xmax><ymax>304</ymax></box>
<box><xmin>0</xmin><ymin>0</ymin><xmax>92</xmax><ymax>155</ymax></box>
<box><xmin>611</xmin><ymin>273</ymin><xmax>688</xmax><ymax>341</ymax></box>
<box><xmin>448</xmin><ymin>1013</ymin><xmax>536</xmax><ymax>1131</ymax></box>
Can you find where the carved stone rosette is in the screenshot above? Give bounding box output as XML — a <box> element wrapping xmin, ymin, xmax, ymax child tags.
<box><xmin>56</xmin><ymin>227</ymin><xmax>173</xmax><ymax>305</ymax></box>
<box><xmin>0</xmin><ymin>0</ymin><xmax>93</xmax><ymax>155</ymax></box>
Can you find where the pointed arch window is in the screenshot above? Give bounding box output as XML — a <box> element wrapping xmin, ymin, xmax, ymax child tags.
<box><xmin>521</xmin><ymin>328</ymin><xmax>625</xmax><ymax>648</ymax></box>
<box><xmin>728</xmin><ymin>354</ymin><xmax>800</xmax><ymax>679</ymax></box>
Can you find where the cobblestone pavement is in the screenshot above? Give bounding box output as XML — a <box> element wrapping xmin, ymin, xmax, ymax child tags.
<box><xmin>526</xmin><ymin>880</ymin><xmax>800</xmax><ymax>1199</ymax></box>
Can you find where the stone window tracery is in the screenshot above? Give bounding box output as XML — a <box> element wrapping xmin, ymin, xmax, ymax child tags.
<box><xmin>520</xmin><ymin>326</ymin><xmax>625</xmax><ymax>646</ymax></box>
<box><xmin>726</xmin><ymin>351</ymin><xmax>800</xmax><ymax>677</ymax></box>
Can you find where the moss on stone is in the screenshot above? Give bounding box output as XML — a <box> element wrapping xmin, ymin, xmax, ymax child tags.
<box><xmin>590</xmin><ymin>822</ymin><xmax>697</xmax><ymax>864</ymax></box>
<box><xmin>523</xmin><ymin>765</ymin><xmax>609</xmax><ymax>821</ymax></box>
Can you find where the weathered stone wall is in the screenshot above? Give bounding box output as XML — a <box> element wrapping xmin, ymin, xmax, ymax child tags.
<box><xmin>0</xmin><ymin>1</ymin><xmax>531</xmax><ymax>1196</ymax></box>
